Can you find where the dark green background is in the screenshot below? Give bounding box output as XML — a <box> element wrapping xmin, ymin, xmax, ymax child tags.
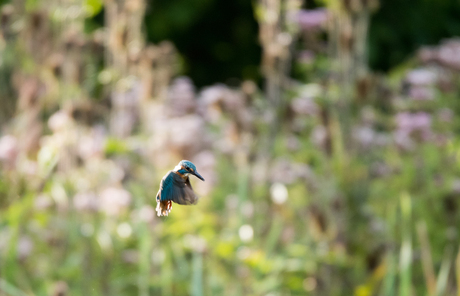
<box><xmin>88</xmin><ymin>0</ymin><xmax>460</xmax><ymax>86</ymax></box>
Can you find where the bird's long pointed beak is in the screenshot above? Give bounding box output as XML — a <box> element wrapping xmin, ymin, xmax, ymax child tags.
<box><xmin>193</xmin><ymin>171</ymin><xmax>205</xmax><ymax>181</ymax></box>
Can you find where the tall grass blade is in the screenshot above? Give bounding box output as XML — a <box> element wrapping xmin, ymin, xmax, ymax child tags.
<box><xmin>191</xmin><ymin>252</ymin><xmax>203</xmax><ymax>296</ymax></box>
<box><xmin>435</xmin><ymin>246</ymin><xmax>453</xmax><ymax>296</ymax></box>
<box><xmin>381</xmin><ymin>253</ymin><xmax>396</xmax><ymax>296</ymax></box>
<box><xmin>456</xmin><ymin>247</ymin><xmax>460</xmax><ymax>296</ymax></box>
<box><xmin>416</xmin><ymin>221</ymin><xmax>436</xmax><ymax>295</ymax></box>
<box><xmin>399</xmin><ymin>192</ymin><xmax>412</xmax><ymax>296</ymax></box>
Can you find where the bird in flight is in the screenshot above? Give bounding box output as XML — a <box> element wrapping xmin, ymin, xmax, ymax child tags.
<box><xmin>156</xmin><ymin>160</ymin><xmax>205</xmax><ymax>216</ymax></box>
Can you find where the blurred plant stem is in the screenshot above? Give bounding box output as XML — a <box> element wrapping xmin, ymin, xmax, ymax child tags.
<box><xmin>326</xmin><ymin>0</ymin><xmax>379</xmax><ymax>152</ymax></box>
<box><xmin>381</xmin><ymin>197</ymin><xmax>397</xmax><ymax>296</ymax></box>
<box><xmin>416</xmin><ymin>221</ymin><xmax>436</xmax><ymax>295</ymax></box>
<box><xmin>456</xmin><ymin>247</ymin><xmax>460</xmax><ymax>296</ymax></box>
<box><xmin>191</xmin><ymin>251</ymin><xmax>203</xmax><ymax>296</ymax></box>
<box><xmin>138</xmin><ymin>223</ymin><xmax>152</xmax><ymax>296</ymax></box>
<box><xmin>265</xmin><ymin>212</ymin><xmax>283</xmax><ymax>255</ymax></box>
<box><xmin>399</xmin><ymin>192</ymin><xmax>412</xmax><ymax>296</ymax></box>
<box><xmin>435</xmin><ymin>246</ymin><xmax>453</xmax><ymax>296</ymax></box>
<box><xmin>162</xmin><ymin>250</ymin><xmax>173</xmax><ymax>296</ymax></box>
<box><xmin>255</xmin><ymin>0</ymin><xmax>301</xmax><ymax>165</ymax></box>
<box><xmin>381</xmin><ymin>252</ymin><xmax>396</xmax><ymax>296</ymax></box>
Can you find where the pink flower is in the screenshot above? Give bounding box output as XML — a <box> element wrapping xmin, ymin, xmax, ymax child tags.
<box><xmin>295</xmin><ymin>9</ymin><xmax>328</xmax><ymax>31</ymax></box>
<box><xmin>405</xmin><ymin>69</ymin><xmax>437</xmax><ymax>86</ymax></box>
<box><xmin>291</xmin><ymin>97</ymin><xmax>318</xmax><ymax>115</ymax></box>
<box><xmin>396</xmin><ymin>112</ymin><xmax>431</xmax><ymax>132</ymax></box>
<box><xmin>353</xmin><ymin>126</ymin><xmax>375</xmax><ymax>148</ymax></box>
<box><xmin>437</xmin><ymin>39</ymin><xmax>460</xmax><ymax>70</ymax></box>
<box><xmin>167</xmin><ymin>77</ymin><xmax>196</xmax><ymax>117</ymax></box>
<box><xmin>394</xmin><ymin>112</ymin><xmax>433</xmax><ymax>148</ymax></box>
<box><xmin>17</xmin><ymin>236</ymin><xmax>33</xmax><ymax>259</ymax></box>
<box><xmin>0</xmin><ymin>135</ymin><xmax>18</xmax><ymax>165</ymax></box>
<box><xmin>34</xmin><ymin>194</ymin><xmax>53</xmax><ymax>210</ymax></box>
<box><xmin>73</xmin><ymin>192</ymin><xmax>99</xmax><ymax>212</ymax></box>
<box><xmin>297</xmin><ymin>50</ymin><xmax>316</xmax><ymax>64</ymax></box>
<box><xmin>408</xmin><ymin>86</ymin><xmax>435</xmax><ymax>100</ymax></box>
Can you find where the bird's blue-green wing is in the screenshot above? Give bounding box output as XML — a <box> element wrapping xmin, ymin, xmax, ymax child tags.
<box><xmin>156</xmin><ymin>171</ymin><xmax>198</xmax><ymax>205</ymax></box>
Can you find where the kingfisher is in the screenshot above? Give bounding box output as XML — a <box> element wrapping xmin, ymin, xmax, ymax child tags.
<box><xmin>156</xmin><ymin>160</ymin><xmax>205</xmax><ymax>216</ymax></box>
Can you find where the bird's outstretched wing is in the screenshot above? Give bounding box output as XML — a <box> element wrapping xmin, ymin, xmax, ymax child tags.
<box><xmin>156</xmin><ymin>171</ymin><xmax>199</xmax><ymax>205</ymax></box>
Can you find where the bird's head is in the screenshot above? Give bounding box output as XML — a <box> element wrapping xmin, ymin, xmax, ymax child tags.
<box><xmin>174</xmin><ymin>160</ymin><xmax>205</xmax><ymax>181</ymax></box>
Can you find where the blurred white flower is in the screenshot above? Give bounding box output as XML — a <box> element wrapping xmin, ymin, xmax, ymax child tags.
<box><xmin>117</xmin><ymin>222</ymin><xmax>132</xmax><ymax>238</ymax></box>
<box><xmin>73</xmin><ymin>192</ymin><xmax>98</xmax><ymax>212</ymax></box>
<box><xmin>48</xmin><ymin>110</ymin><xmax>73</xmax><ymax>132</ymax></box>
<box><xmin>17</xmin><ymin>236</ymin><xmax>33</xmax><ymax>259</ymax></box>
<box><xmin>0</xmin><ymin>135</ymin><xmax>18</xmax><ymax>165</ymax></box>
<box><xmin>291</xmin><ymin>97</ymin><xmax>318</xmax><ymax>116</ymax></box>
<box><xmin>78</xmin><ymin>126</ymin><xmax>106</xmax><ymax>160</ymax></box>
<box><xmin>99</xmin><ymin>187</ymin><xmax>132</xmax><ymax>216</ymax></box>
<box><xmin>270</xmin><ymin>183</ymin><xmax>288</xmax><ymax>204</ymax></box>
<box><xmin>137</xmin><ymin>205</ymin><xmax>155</xmax><ymax>223</ymax></box>
<box><xmin>451</xmin><ymin>179</ymin><xmax>460</xmax><ymax>193</ymax></box>
<box><xmin>353</xmin><ymin>126</ymin><xmax>375</xmax><ymax>148</ymax></box>
<box><xmin>97</xmin><ymin>231</ymin><xmax>112</xmax><ymax>250</ymax></box>
<box><xmin>51</xmin><ymin>183</ymin><xmax>68</xmax><ymax>211</ymax></box>
<box><xmin>239</xmin><ymin>225</ymin><xmax>254</xmax><ymax>242</ymax></box>
<box><xmin>300</xmin><ymin>83</ymin><xmax>323</xmax><ymax>98</ymax></box>
<box><xmin>17</xmin><ymin>159</ymin><xmax>38</xmax><ymax>176</ymax></box>
<box><xmin>151</xmin><ymin>249</ymin><xmax>166</xmax><ymax>265</ymax></box>
<box><xmin>183</xmin><ymin>234</ymin><xmax>207</xmax><ymax>253</ymax></box>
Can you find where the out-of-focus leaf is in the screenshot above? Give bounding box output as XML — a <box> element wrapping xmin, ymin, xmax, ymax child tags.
<box><xmin>84</xmin><ymin>0</ymin><xmax>103</xmax><ymax>17</ymax></box>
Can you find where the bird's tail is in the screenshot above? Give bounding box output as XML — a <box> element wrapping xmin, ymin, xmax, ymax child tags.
<box><xmin>156</xmin><ymin>200</ymin><xmax>172</xmax><ymax>216</ymax></box>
